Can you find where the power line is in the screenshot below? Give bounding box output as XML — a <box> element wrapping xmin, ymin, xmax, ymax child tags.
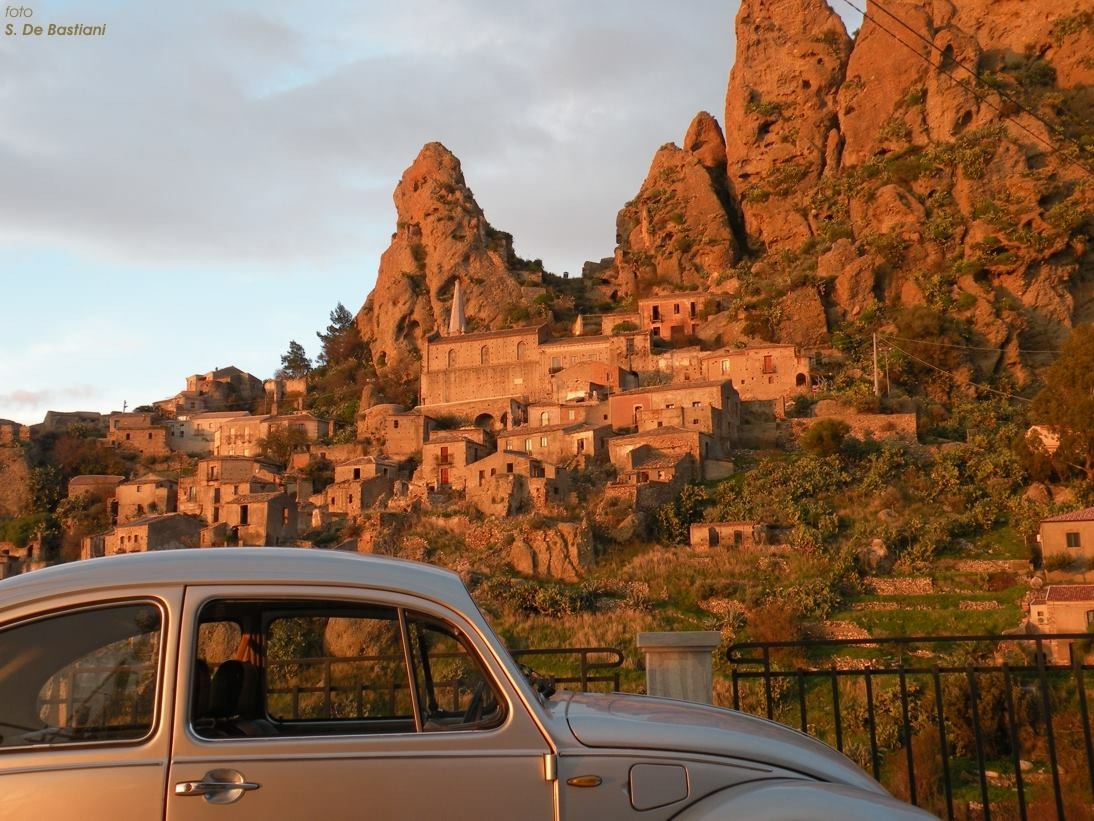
<box><xmin>881</xmin><ymin>334</ymin><xmax>1061</xmax><ymax>355</ymax></box>
<box><xmin>833</xmin><ymin>0</ymin><xmax>1094</xmax><ymax>180</ymax></box>
<box><xmin>864</xmin><ymin>0</ymin><xmax>1094</xmax><ymax>165</ymax></box>
<box><xmin>884</xmin><ymin>339</ymin><xmax>1032</xmax><ymax>403</ymax></box>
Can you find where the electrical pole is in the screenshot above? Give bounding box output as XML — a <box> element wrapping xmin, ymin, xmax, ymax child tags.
<box><xmin>872</xmin><ymin>333</ymin><xmax>880</xmax><ymax>397</ymax></box>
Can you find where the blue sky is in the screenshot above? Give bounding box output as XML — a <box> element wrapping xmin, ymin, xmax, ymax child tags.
<box><xmin>0</xmin><ymin>1</ymin><xmax>860</xmax><ymax>424</ymax></box>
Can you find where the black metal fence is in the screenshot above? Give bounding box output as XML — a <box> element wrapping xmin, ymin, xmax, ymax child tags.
<box><xmin>727</xmin><ymin>633</ymin><xmax>1094</xmax><ymax>820</ymax></box>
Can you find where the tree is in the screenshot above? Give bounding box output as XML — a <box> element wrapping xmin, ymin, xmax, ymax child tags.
<box><xmin>279</xmin><ymin>340</ymin><xmax>312</xmax><ymax>379</ymax></box>
<box><xmin>316</xmin><ymin>302</ymin><xmax>364</xmax><ymax>365</ymax></box>
<box><xmin>257</xmin><ymin>426</ymin><xmax>310</xmax><ymax>466</ymax></box>
<box><xmin>1031</xmin><ymin>325</ymin><xmax>1094</xmax><ymax>480</ymax></box>
<box><xmin>800</xmin><ymin>418</ymin><xmax>851</xmax><ymax>457</ymax></box>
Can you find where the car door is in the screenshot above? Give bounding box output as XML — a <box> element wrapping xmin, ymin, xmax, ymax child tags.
<box><xmin>0</xmin><ymin>591</ymin><xmax>179</xmax><ymax>821</ymax></box>
<box><xmin>165</xmin><ymin>584</ymin><xmax>555</xmax><ymax>821</ymax></box>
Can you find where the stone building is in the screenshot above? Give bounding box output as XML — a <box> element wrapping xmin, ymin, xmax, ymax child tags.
<box><xmin>185</xmin><ymin>366</ymin><xmax>264</xmax><ymax>407</ymax></box>
<box><xmin>525</xmin><ymin>400</ymin><xmax>611</xmax><ymax>429</ymax></box>
<box><xmin>462</xmin><ymin>450</ymin><xmax>571</xmax><ymax>516</ymax></box>
<box><xmin>67</xmin><ymin>474</ymin><xmax>126</xmax><ymax>504</ymax></box>
<box><xmin>700</xmin><ymin>344</ymin><xmax>812</xmax><ymax>401</ymax></box>
<box><xmin>420</xmin><ymin>434</ymin><xmax>492</xmax><ymax>489</ymax></box>
<box><xmin>496</xmin><ymin>422</ymin><xmax>612</xmax><ymax>465</ymax></box>
<box><xmin>421</xmin><ymin>325</ymin><xmax>549</xmax><ymax>407</ymax></box>
<box><xmin>324</xmin><ymin>474</ymin><xmax>396</xmax><ymax>519</ymax></box>
<box><xmin>214</xmin><ymin>415</ymin><xmax>269</xmax><ymax>457</ymax></box>
<box><xmin>115</xmin><ymin>474</ymin><xmax>178</xmax><ymax>522</ymax></box>
<box><xmin>638</xmin><ymin>292</ymin><xmax>707</xmax><ymax>341</ymax></box>
<box><xmin>689</xmin><ymin>521</ymin><xmax>767</xmax><ymax>550</ymax></box>
<box><xmin>222</xmin><ymin>491</ymin><xmax>298</xmax><ymax>546</ymax></box>
<box><xmin>99</xmin><ymin>513</ymin><xmax>202</xmax><ymax>557</ymax></box>
<box><xmin>106</xmin><ymin>411</ymin><xmax>171</xmax><ymax>456</ymax></box>
<box><xmin>607</xmin><ymin>380</ymin><xmax>740</xmax><ymax>445</ymax></box>
<box><xmin>1039</xmin><ymin>507</ymin><xmax>1094</xmax><ymax>562</ymax></box>
<box><xmin>264</xmin><ymin>375</ymin><xmax>308</xmax><ymax>415</ymax></box>
<box><xmin>333</xmin><ymin>456</ymin><xmax>400</xmax><ymax>483</ymax></box>
<box><xmin>1027</xmin><ymin>585</ymin><xmax>1094</xmax><ymax>663</ymax></box>
<box><xmin>605</xmin><ymin>449</ymin><xmax>694</xmax><ymax>512</ymax></box>
<box><xmin>177</xmin><ymin>456</ymin><xmax>282</xmax><ymax>523</ymax></box>
<box><xmin>549</xmin><ymin>362</ymin><xmax>636</xmax><ymax>402</ymax></box>
<box><xmin>165</xmin><ymin>411</ymin><xmax>250</xmax><ymax>455</ymax></box>
<box><xmin>608</xmin><ymin>426</ymin><xmax>731</xmax><ymax>482</ymax></box>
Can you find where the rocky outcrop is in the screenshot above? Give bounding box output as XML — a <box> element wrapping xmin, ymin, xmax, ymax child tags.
<box><xmin>724</xmin><ymin>0</ymin><xmax>851</xmax><ymax>249</ymax></box>
<box><xmin>355</xmin><ymin>143</ymin><xmax>531</xmax><ymax>373</ymax></box>
<box><xmin>508</xmin><ymin>519</ymin><xmax>593</xmax><ymax>580</ymax></box>
<box><xmin>607</xmin><ymin>113</ymin><xmax>743</xmax><ymax>296</ymax></box>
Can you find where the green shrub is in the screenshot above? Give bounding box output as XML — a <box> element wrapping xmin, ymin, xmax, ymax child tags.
<box><xmin>801</xmin><ymin>419</ymin><xmax>852</xmax><ymax>456</ymax></box>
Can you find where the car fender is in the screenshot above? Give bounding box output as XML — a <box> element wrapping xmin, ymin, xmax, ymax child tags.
<box><xmin>671</xmin><ymin>778</ymin><xmax>937</xmax><ymax>820</ymax></box>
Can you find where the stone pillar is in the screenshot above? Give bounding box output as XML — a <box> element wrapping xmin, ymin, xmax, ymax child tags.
<box><xmin>637</xmin><ymin>631</ymin><xmax>721</xmax><ymax>704</ymax></box>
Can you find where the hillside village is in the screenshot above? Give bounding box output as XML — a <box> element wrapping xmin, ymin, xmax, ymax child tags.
<box><xmin>2</xmin><ymin>0</ymin><xmax>1093</xmax><ymax>675</ymax></box>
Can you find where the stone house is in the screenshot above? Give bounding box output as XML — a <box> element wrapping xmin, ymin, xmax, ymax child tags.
<box><xmin>637</xmin><ymin>292</ymin><xmax>726</xmax><ymax>341</ymax></box>
<box><xmin>333</xmin><ymin>456</ymin><xmax>400</xmax><ymax>484</ymax></box>
<box><xmin>539</xmin><ymin>332</ymin><xmax>652</xmax><ymax>379</ymax></box>
<box><xmin>689</xmin><ymin>521</ymin><xmax>767</xmax><ymax>549</ymax></box>
<box><xmin>324</xmin><ymin>474</ymin><xmax>396</xmax><ymax>519</ymax></box>
<box><xmin>1039</xmin><ymin>507</ymin><xmax>1094</xmax><ymax>562</ymax></box>
<box><xmin>651</xmin><ymin>347</ymin><xmax>705</xmax><ymax>383</ymax></box>
<box><xmin>462</xmin><ymin>450</ymin><xmax>571</xmax><ymax>516</ymax></box>
<box><xmin>67</xmin><ymin>474</ymin><xmax>126</xmax><ymax>504</ymax></box>
<box><xmin>222</xmin><ymin>491</ymin><xmax>298</xmax><ymax>546</ymax></box>
<box><xmin>115</xmin><ymin>474</ymin><xmax>178</xmax><ymax>523</ymax></box>
<box><xmin>420</xmin><ymin>434</ymin><xmax>492</xmax><ymax>489</ymax></box>
<box><xmin>549</xmin><ymin>362</ymin><xmax>635</xmax><ymax>402</ymax></box>
<box><xmin>608</xmin><ymin>426</ymin><xmax>731</xmax><ymax>482</ymax></box>
<box><xmin>700</xmin><ymin>344</ymin><xmax>812</xmax><ymax>402</ymax></box>
<box><xmin>106</xmin><ymin>411</ymin><xmax>171</xmax><ymax>456</ymax></box>
<box><xmin>265</xmin><ymin>412</ymin><xmax>331</xmax><ymax>442</ymax></box>
<box><xmin>636</xmin><ymin>403</ymin><xmax>729</xmax><ymax>441</ymax></box>
<box><xmin>99</xmin><ymin>513</ymin><xmax>202</xmax><ymax>557</ymax></box>
<box><xmin>604</xmin><ymin>448</ymin><xmax>694</xmax><ymax>512</ymax></box>
<box><xmin>496</xmin><ymin>422</ymin><xmax>612</xmax><ymax>465</ymax></box>
<box><xmin>178</xmin><ymin>456</ymin><xmax>282</xmax><ymax>523</ymax></box>
<box><xmin>214</xmin><ymin>415</ymin><xmax>269</xmax><ymax>457</ymax></box>
<box><xmin>526</xmin><ymin>400</ymin><xmax>611</xmax><ymax>429</ymax></box>
<box><xmin>165</xmin><ymin>410</ymin><xmax>250</xmax><ymax>455</ymax></box>
<box><xmin>264</xmin><ymin>375</ymin><xmax>308</xmax><ymax>415</ymax></box>
<box><xmin>185</xmin><ymin>365</ymin><xmax>264</xmax><ymax>409</ymax></box>
<box><xmin>1027</xmin><ymin>585</ymin><xmax>1094</xmax><ymax>663</ymax></box>
<box><xmin>608</xmin><ymin>380</ymin><xmax>740</xmax><ymax>445</ymax></box>
<box><xmin>154</xmin><ymin>390</ymin><xmax>213</xmax><ymax>418</ymax></box>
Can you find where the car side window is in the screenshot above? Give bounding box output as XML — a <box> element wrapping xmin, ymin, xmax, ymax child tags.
<box><xmin>405</xmin><ymin>613</ymin><xmax>505</xmax><ymax>731</ymax></box>
<box><xmin>0</xmin><ymin>602</ymin><xmax>162</xmax><ymax>749</ymax></box>
<box><xmin>189</xmin><ymin>599</ymin><xmax>504</xmax><ymax>739</ymax></box>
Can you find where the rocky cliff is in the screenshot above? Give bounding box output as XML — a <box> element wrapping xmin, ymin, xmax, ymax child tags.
<box><xmin>354</xmin><ymin>143</ymin><xmax>533</xmax><ymax>375</ymax></box>
<box><xmin>356</xmin><ymin>2</ymin><xmax>1092</xmax><ymax>388</ymax></box>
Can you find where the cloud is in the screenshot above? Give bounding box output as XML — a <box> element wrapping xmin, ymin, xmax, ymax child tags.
<box><xmin>0</xmin><ymin>0</ymin><xmax>735</xmax><ymax>275</ymax></box>
<box><xmin>0</xmin><ymin>386</ymin><xmax>98</xmax><ymax>409</ymax></box>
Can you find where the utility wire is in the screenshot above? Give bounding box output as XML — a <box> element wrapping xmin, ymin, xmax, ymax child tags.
<box><xmin>863</xmin><ymin>0</ymin><xmax>1094</xmax><ymax>164</ymax></box>
<box><xmin>884</xmin><ymin>339</ymin><xmax>1032</xmax><ymax>402</ymax></box>
<box><xmin>881</xmin><ymin>334</ymin><xmax>1062</xmax><ymax>355</ymax></box>
<box><xmin>833</xmin><ymin>0</ymin><xmax>1094</xmax><ymax>180</ymax></box>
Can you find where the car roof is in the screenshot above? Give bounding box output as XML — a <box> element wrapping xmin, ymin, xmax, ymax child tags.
<box><xmin>0</xmin><ymin>548</ymin><xmax>472</xmax><ymax>614</ymax></box>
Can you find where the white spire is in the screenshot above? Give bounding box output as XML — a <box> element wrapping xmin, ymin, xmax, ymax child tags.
<box><xmin>448</xmin><ymin>278</ymin><xmax>467</xmax><ymax>335</ymax></box>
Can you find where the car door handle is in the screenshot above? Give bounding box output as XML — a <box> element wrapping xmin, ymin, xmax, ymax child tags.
<box><xmin>175</xmin><ymin>769</ymin><xmax>261</xmax><ymax>804</ymax></box>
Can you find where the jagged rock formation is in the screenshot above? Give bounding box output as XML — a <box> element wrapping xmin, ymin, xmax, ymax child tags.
<box><xmin>725</xmin><ymin>0</ymin><xmax>852</xmax><ymax>249</ymax></box>
<box><xmin>354</xmin><ymin>2</ymin><xmax>1091</xmax><ymax>390</ymax></box>
<box><xmin>605</xmin><ymin>112</ymin><xmax>744</xmax><ymax>296</ymax></box>
<box><xmin>354</xmin><ymin>143</ymin><xmax>531</xmax><ymax>374</ymax></box>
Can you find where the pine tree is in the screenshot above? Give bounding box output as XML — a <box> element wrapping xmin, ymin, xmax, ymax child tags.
<box><xmin>279</xmin><ymin>340</ymin><xmax>312</xmax><ymax>378</ymax></box>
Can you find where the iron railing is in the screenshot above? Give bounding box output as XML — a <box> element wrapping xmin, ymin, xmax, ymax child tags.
<box><xmin>727</xmin><ymin>633</ymin><xmax>1094</xmax><ymax>820</ymax></box>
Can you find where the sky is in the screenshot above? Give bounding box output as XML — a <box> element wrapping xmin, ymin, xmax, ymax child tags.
<box><xmin>0</xmin><ymin>1</ymin><xmax>861</xmax><ymax>425</ymax></box>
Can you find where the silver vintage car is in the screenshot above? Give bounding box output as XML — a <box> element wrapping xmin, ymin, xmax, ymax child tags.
<box><xmin>0</xmin><ymin>548</ymin><xmax>931</xmax><ymax>820</ymax></box>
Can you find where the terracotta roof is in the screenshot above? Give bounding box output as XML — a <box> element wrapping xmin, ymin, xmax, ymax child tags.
<box><xmin>1042</xmin><ymin>506</ymin><xmax>1094</xmax><ymax>523</ymax></box>
<box><xmin>1045</xmin><ymin>585</ymin><xmax>1094</xmax><ymax>603</ymax></box>
<box><xmin>500</xmin><ymin>422</ymin><xmax>587</xmax><ymax>437</ymax></box>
